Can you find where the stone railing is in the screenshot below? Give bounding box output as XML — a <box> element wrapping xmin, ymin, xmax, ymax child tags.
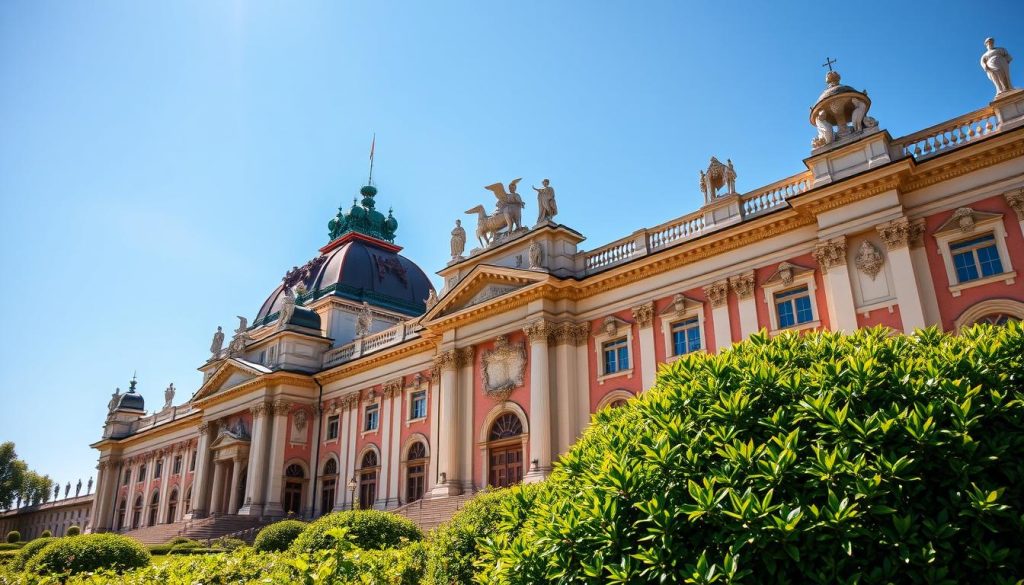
<box><xmin>647</xmin><ymin>211</ymin><xmax>706</xmax><ymax>252</ymax></box>
<box><xmin>322</xmin><ymin>321</ymin><xmax>420</xmax><ymax>368</ymax></box>
<box><xmin>740</xmin><ymin>172</ymin><xmax>811</xmax><ymax>217</ymax></box>
<box><xmin>582</xmin><ymin>234</ymin><xmax>639</xmax><ymax>272</ymax></box>
<box><xmin>892</xmin><ymin>106</ymin><xmax>999</xmax><ymax>160</ymax></box>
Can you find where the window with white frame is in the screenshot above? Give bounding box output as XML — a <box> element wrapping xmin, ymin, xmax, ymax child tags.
<box><xmin>173</xmin><ymin>456</ymin><xmax>182</xmax><ymax>475</ymax></box>
<box><xmin>932</xmin><ymin>207</ymin><xmax>1016</xmax><ymax>296</ymax></box>
<box><xmin>670</xmin><ymin>317</ymin><xmax>702</xmax><ymax>356</ymax></box>
<box><xmin>409</xmin><ymin>390</ymin><xmax>427</xmax><ymax>420</ymax></box>
<box><xmin>592</xmin><ymin>317</ymin><xmax>633</xmax><ymax>383</ymax></box>
<box><xmin>154</xmin><ymin>460</ymin><xmax>162</xmax><ymax>478</ymax></box>
<box><xmin>326</xmin><ymin>415</ymin><xmax>339</xmax><ymax>440</ymax></box>
<box><xmin>364</xmin><ymin>403</ymin><xmax>379</xmax><ymax>432</ymax></box>
<box><xmin>602</xmin><ymin>338</ymin><xmax>629</xmax><ymax>374</ymax></box>
<box><xmin>774</xmin><ymin>286</ymin><xmax>815</xmax><ymax>329</ymax></box>
<box><xmin>189</xmin><ymin>451</ymin><xmax>196</xmax><ymax>471</ymax></box>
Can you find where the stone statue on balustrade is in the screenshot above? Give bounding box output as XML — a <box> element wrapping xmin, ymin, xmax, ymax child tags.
<box><xmin>809</xmin><ymin>69</ymin><xmax>878</xmax><ymax>150</ymax></box>
<box><xmin>209</xmin><ymin>326</ymin><xmax>224</xmax><ymax>358</ymax></box>
<box><xmin>107</xmin><ymin>387</ymin><xmax>121</xmax><ymax>413</ymax></box>
<box><xmin>227</xmin><ymin>316</ymin><xmax>250</xmax><ymax>358</ymax></box>
<box><xmin>450</xmin><ymin>219</ymin><xmax>466</xmax><ymax>260</ymax></box>
<box><xmin>699</xmin><ymin>157</ymin><xmax>738</xmax><ymax>203</ymax></box>
<box><xmin>75</xmin><ymin>479</ymin><xmax>82</xmax><ymax>497</ymax></box>
<box><xmin>64</xmin><ymin>482</ymin><xmax>70</xmax><ymax>499</ymax></box>
<box><xmin>465</xmin><ymin>179</ymin><xmax>526</xmax><ymax>248</ymax></box>
<box><xmin>163</xmin><ymin>383</ymin><xmax>175</xmax><ymax>410</ymax></box>
<box><xmin>278</xmin><ymin>287</ymin><xmax>296</xmax><ymax>330</ymax></box>
<box><xmin>53</xmin><ymin>484</ymin><xmax>59</xmax><ymax>500</ymax></box>
<box><xmin>87</xmin><ymin>477</ymin><xmax>93</xmax><ymax>494</ymax></box>
<box><xmin>355</xmin><ymin>301</ymin><xmax>373</xmax><ymax>337</ymax></box>
<box><xmin>533</xmin><ymin>179</ymin><xmax>558</xmax><ymax>224</ymax></box>
<box><xmin>981</xmin><ymin>37</ymin><xmax>1014</xmax><ymax>97</ymax></box>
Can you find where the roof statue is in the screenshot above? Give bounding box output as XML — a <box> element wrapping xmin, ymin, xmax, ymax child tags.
<box><xmin>809</xmin><ymin>62</ymin><xmax>878</xmax><ymax>150</ymax></box>
<box><xmin>981</xmin><ymin>37</ymin><xmax>1014</xmax><ymax>98</ymax></box>
<box><xmin>163</xmin><ymin>383</ymin><xmax>175</xmax><ymax>410</ymax></box>
<box><xmin>466</xmin><ymin>179</ymin><xmax>527</xmax><ymax>248</ymax></box>
<box><xmin>75</xmin><ymin>479</ymin><xmax>82</xmax><ymax>497</ymax></box>
<box><xmin>278</xmin><ymin>286</ymin><xmax>296</xmax><ymax>329</ymax></box>
<box><xmin>700</xmin><ymin>157</ymin><xmax>738</xmax><ymax>203</ymax></box>
<box><xmin>107</xmin><ymin>387</ymin><xmax>121</xmax><ymax>413</ymax></box>
<box><xmin>327</xmin><ymin>185</ymin><xmax>398</xmax><ymax>243</ymax></box>
<box><xmin>355</xmin><ymin>301</ymin><xmax>373</xmax><ymax>337</ymax></box>
<box><xmin>450</xmin><ymin>219</ymin><xmax>466</xmax><ymax>260</ymax></box>
<box><xmin>209</xmin><ymin>326</ymin><xmax>224</xmax><ymax>359</ymax></box>
<box><xmin>533</xmin><ymin>179</ymin><xmax>557</xmax><ymax>224</ymax></box>
<box><xmin>227</xmin><ymin>316</ymin><xmax>250</xmax><ymax>357</ymax></box>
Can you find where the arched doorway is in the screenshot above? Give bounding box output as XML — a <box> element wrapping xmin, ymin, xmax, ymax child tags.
<box><xmin>283</xmin><ymin>464</ymin><xmax>305</xmax><ymax>516</ymax></box>
<box><xmin>131</xmin><ymin>495</ymin><xmax>143</xmax><ymax>529</ymax></box>
<box><xmin>147</xmin><ymin>491</ymin><xmax>159</xmax><ymax>527</ymax></box>
<box><xmin>166</xmin><ymin>489</ymin><xmax>178</xmax><ymax>524</ymax></box>
<box><xmin>487</xmin><ymin>413</ymin><xmax>524</xmax><ymax>488</ymax></box>
<box><xmin>320</xmin><ymin>459</ymin><xmax>338</xmax><ymax>516</ymax></box>
<box><xmin>116</xmin><ymin>498</ymin><xmax>126</xmax><ymax>531</ymax></box>
<box><xmin>406</xmin><ymin>442</ymin><xmax>427</xmax><ymax>503</ymax></box>
<box><xmin>358</xmin><ymin>451</ymin><xmax>378</xmax><ymax>510</ymax></box>
<box><xmin>183</xmin><ymin>487</ymin><xmax>192</xmax><ymax>515</ymax></box>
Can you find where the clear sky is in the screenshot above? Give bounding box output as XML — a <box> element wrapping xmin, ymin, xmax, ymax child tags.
<box><xmin>1</xmin><ymin>0</ymin><xmax>1022</xmax><ymax>500</ymax></box>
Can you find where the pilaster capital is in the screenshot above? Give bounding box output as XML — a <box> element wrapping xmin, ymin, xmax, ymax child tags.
<box><xmin>433</xmin><ymin>349</ymin><xmax>459</xmax><ymax>372</ymax></box>
<box><xmin>456</xmin><ymin>346</ymin><xmax>475</xmax><ymax>368</ymax></box>
<box><xmin>1004</xmin><ymin>188</ymin><xmax>1024</xmax><ymax>220</ymax></box>
<box><xmin>631</xmin><ymin>302</ymin><xmax>655</xmax><ymax>328</ymax></box>
<box><xmin>812</xmin><ymin>236</ymin><xmax>848</xmax><ymax>270</ymax></box>
<box><xmin>383</xmin><ymin>377</ymin><xmax>403</xmax><ymax>398</ymax></box>
<box><xmin>876</xmin><ymin>217</ymin><xmax>924</xmax><ymax>249</ymax></box>
<box><xmin>728</xmin><ymin>271</ymin><xmax>756</xmax><ymax>299</ymax></box>
<box><xmin>197</xmin><ymin>421</ymin><xmax>211</xmax><ymax>434</ymax></box>
<box><xmin>549</xmin><ymin>321</ymin><xmax>585</xmax><ymax>345</ymax></box>
<box><xmin>523</xmin><ymin>319</ymin><xmax>552</xmax><ymax>344</ymax></box>
<box><xmin>250</xmin><ymin>401</ymin><xmax>272</xmax><ymax>419</ymax></box>
<box><xmin>703</xmin><ymin>280</ymin><xmax>730</xmax><ymax>308</ymax></box>
<box><xmin>272</xmin><ymin>399</ymin><xmax>291</xmax><ymax>416</ymax></box>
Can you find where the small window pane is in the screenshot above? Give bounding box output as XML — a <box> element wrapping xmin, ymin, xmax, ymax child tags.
<box><xmin>411</xmin><ymin>391</ymin><xmax>427</xmax><ymax>419</ymax></box>
<box><xmin>795</xmin><ymin>295</ymin><xmax>814</xmax><ymax>324</ymax></box>
<box><xmin>777</xmin><ymin>301</ymin><xmax>795</xmax><ymax>328</ymax></box>
<box><xmin>977</xmin><ymin>245</ymin><xmax>1003</xmax><ymax>277</ymax></box>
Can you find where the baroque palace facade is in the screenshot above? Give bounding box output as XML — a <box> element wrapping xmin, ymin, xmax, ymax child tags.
<box><xmin>82</xmin><ymin>47</ymin><xmax>1024</xmax><ymax>535</ymax></box>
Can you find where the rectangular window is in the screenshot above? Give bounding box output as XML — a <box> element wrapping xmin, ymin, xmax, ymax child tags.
<box><xmin>410</xmin><ymin>390</ymin><xmax>427</xmax><ymax>420</ymax></box>
<box><xmin>364</xmin><ymin>404</ymin><xmax>379</xmax><ymax>432</ymax></box>
<box><xmin>137</xmin><ymin>465</ymin><xmax>146</xmax><ymax>483</ymax></box>
<box><xmin>327</xmin><ymin>415</ymin><xmax>340</xmax><ymax>440</ymax></box>
<box><xmin>122</xmin><ymin>469</ymin><xmax>130</xmax><ymax>486</ymax></box>
<box><xmin>602</xmin><ymin>338</ymin><xmax>630</xmax><ymax>374</ymax></box>
<box><xmin>670</xmin><ymin>317</ymin><xmax>702</xmax><ymax>356</ymax></box>
<box><xmin>775</xmin><ymin>286</ymin><xmax>814</xmax><ymax>329</ymax></box>
<box><xmin>154</xmin><ymin>460</ymin><xmax>162</xmax><ymax>478</ymax></box>
<box><xmin>189</xmin><ymin>451</ymin><xmax>196</xmax><ymax>472</ymax></box>
<box><xmin>173</xmin><ymin>456</ymin><xmax>182</xmax><ymax>475</ymax></box>
<box><xmin>951</xmin><ymin>233</ymin><xmax>1003</xmax><ymax>283</ymax></box>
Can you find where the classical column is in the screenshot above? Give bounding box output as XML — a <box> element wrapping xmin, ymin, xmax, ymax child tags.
<box><xmin>156</xmin><ymin>451</ymin><xmax>171</xmax><ymax>524</ymax></box>
<box><xmin>123</xmin><ymin>459</ymin><xmax>138</xmax><ymax>528</ymax></box>
<box><xmin>426</xmin><ymin>376</ymin><xmax>440</xmax><ymax>495</ymax></box>
<box><xmin>704</xmin><ymin>280</ymin><xmax>731</xmax><ymax>352</ymax></box>
<box><xmin>333</xmin><ymin>398</ymin><xmax>353</xmax><ymax>511</ymax></box>
<box><xmin>523</xmin><ymin>319</ymin><xmax>553</xmax><ymax>483</ymax></box>
<box><xmin>262</xmin><ymin>400</ymin><xmax>291</xmax><ymax>517</ymax></box>
<box><xmin>388</xmin><ymin>384</ymin><xmax>403</xmax><ymax>506</ymax></box>
<box><xmin>208</xmin><ymin>462</ymin><xmax>226</xmax><ymax>515</ymax></box>
<box><xmin>343</xmin><ymin>396</ymin><xmax>359</xmax><ymax>507</ymax></box>
<box><xmin>228</xmin><ymin>458</ymin><xmax>245</xmax><ymax>514</ymax></box>
<box><xmin>306</xmin><ymin>406</ymin><xmax>323</xmax><ymax>515</ymax></box>
<box><xmin>239</xmin><ymin>402</ymin><xmax>270</xmax><ymax>516</ymax></box>
<box><xmin>90</xmin><ymin>460</ymin><xmax>116</xmax><ymax>532</ymax></box>
<box><xmin>428</xmin><ymin>349</ymin><xmax>461</xmax><ymax>498</ymax></box>
<box><xmin>729</xmin><ymin>272</ymin><xmax>758</xmax><ymax>339</ymax></box>
<box><xmin>189</xmin><ymin>422</ymin><xmax>214</xmax><ymax>519</ymax></box>
<box><xmin>813</xmin><ymin>236</ymin><xmax>858</xmax><ymax>332</ymax></box>
<box><xmin>632</xmin><ymin>303</ymin><xmax>656</xmax><ymax>389</ymax></box>
<box><xmin>573</xmin><ymin>324</ymin><xmax>592</xmax><ymax>436</ymax></box>
<box><xmin>877</xmin><ymin>218</ymin><xmax>927</xmax><ymax>332</ymax></box>
<box><xmin>377</xmin><ymin>386</ymin><xmax>395</xmax><ymax>509</ymax></box>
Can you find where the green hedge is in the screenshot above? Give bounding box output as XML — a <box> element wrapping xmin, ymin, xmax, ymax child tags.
<box><xmin>290</xmin><ymin>510</ymin><xmax>421</xmax><ymax>553</ymax></box>
<box><xmin>0</xmin><ymin>543</ymin><xmax>22</xmax><ymax>551</ymax></box>
<box><xmin>478</xmin><ymin>324</ymin><xmax>1024</xmax><ymax>583</ymax></box>
<box><xmin>28</xmin><ymin>533</ymin><xmax>150</xmax><ymax>575</ymax></box>
<box><xmin>4</xmin><ymin>531</ymin><xmax>18</xmax><ymax>544</ymax></box>
<box><xmin>11</xmin><ymin>536</ymin><xmax>54</xmax><ymax>570</ymax></box>
<box><xmin>253</xmin><ymin>519</ymin><xmax>306</xmax><ymax>552</ymax></box>
<box><xmin>65</xmin><ymin>525</ymin><xmax>81</xmax><ymax>536</ymax></box>
<box><xmin>37</xmin><ymin>530</ymin><xmax>51</xmax><ymax>538</ymax></box>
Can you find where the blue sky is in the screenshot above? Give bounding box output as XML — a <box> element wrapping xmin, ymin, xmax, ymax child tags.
<box><xmin>1</xmin><ymin>0</ymin><xmax>1021</xmax><ymax>499</ymax></box>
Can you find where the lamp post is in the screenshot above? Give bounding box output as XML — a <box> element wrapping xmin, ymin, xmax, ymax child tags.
<box><xmin>347</xmin><ymin>477</ymin><xmax>357</xmax><ymax>511</ymax></box>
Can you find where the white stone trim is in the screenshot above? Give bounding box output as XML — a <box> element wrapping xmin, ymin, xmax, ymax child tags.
<box><xmin>477</xmin><ymin>401</ymin><xmax>530</xmax><ymax>444</ymax></box>
<box><xmin>954</xmin><ymin>299</ymin><xmax>1024</xmax><ymax>331</ymax></box>
<box><xmin>595</xmin><ymin>388</ymin><xmax>636</xmax><ymax>411</ymax></box>
<box><xmin>761</xmin><ymin>269</ymin><xmax>820</xmax><ymax>335</ymax></box>
<box><xmin>592</xmin><ymin>322</ymin><xmax>634</xmax><ymax>385</ymax></box>
<box><xmin>658</xmin><ymin>304</ymin><xmax>707</xmax><ymax>363</ymax></box>
<box><xmin>404</xmin><ymin>386</ymin><xmax>429</xmax><ymax>427</ymax></box>
<box><xmin>933</xmin><ymin>212</ymin><xmax>1016</xmax><ymax>296</ymax></box>
<box><xmin>360</xmin><ymin>398</ymin><xmax>382</xmax><ymax>437</ymax></box>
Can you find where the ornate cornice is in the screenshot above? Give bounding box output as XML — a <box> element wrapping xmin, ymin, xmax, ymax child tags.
<box><xmin>812</xmin><ymin>236</ymin><xmax>847</xmax><ymax>270</ymax></box>
<box><xmin>901</xmin><ymin>135</ymin><xmax>1024</xmax><ymax>192</ymax></box>
<box><xmin>631</xmin><ymin>302</ymin><xmax>654</xmax><ymax>328</ymax></box>
<box><xmin>523</xmin><ymin>319</ymin><xmax>552</xmax><ymax>344</ymax></box>
<box><xmin>728</xmin><ymin>272</ymin><xmax>755</xmax><ymax>299</ymax></box>
<box><xmin>703</xmin><ymin>280</ymin><xmax>729</xmax><ymax>308</ymax></box>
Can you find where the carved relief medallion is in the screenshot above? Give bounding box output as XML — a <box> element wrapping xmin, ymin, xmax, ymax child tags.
<box><xmin>855</xmin><ymin>241</ymin><xmax>884</xmax><ymax>280</ymax></box>
<box><xmin>481</xmin><ymin>335</ymin><xmax>527</xmax><ymax>400</ymax></box>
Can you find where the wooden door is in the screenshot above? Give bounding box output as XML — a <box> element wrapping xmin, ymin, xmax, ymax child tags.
<box><xmin>284</xmin><ymin>481</ymin><xmax>303</xmax><ymax>515</ymax></box>
<box><xmin>488</xmin><ymin>446</ymin><xmax>523</xmax><ymax>488</ymax></box>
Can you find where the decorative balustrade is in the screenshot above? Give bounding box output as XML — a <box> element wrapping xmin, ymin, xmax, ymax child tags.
<box><xmin>583</xmin><ymin>237</ymin><xmax>637</xmax><ymax>271</ymax></box>
<box><xmin>648</xmin><ymin>212</ymin><xmax>705</xmax><ymax>252</ymax></box>
<box><xmin>741</xmin><ymin>172</ymin><xmax>810</xmax><ymax>217</ymax></box>
<box><xmin>892</xmin><ymin>106</ymin><xmax>998</xmax><ymax>160</ymax></box>
<box><xmin>363</xmin><ymin>326</ymin><xmax>399</xmax><ymax>352</ymax></box>
<box><xmin>322</xmin><ymin>321</ymin><xmax>420</xmax><ymax>368</ymax></box>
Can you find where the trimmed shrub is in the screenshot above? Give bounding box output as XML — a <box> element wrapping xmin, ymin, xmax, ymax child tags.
<box><xmin>425</xmin><ymin>485</ymin><xmax>541</xmax><ymax>585</ymax></box>
<box><xmin>147</xmin><ymin>543</ymin><xmax>173</xmax><ymax>555</ymax></box>
<box><xmin>166</xmin><ymin>536</ymin><xmax>197</xmax><ymax>545</ymax></box>
<box><xmin>290</xmin><ymin>509</ymin><xmax>421</xmax><ymax>553</ymax></box>
<box><xmin>0</xmin><ymin>543</ymin><xmax>22</xmax><ymax>551</ymax></box>
<box><xmin>169</xmin><ymin>540</ymin><xmax>202</xmax><ymax>554</ymax></box>
<box><xmin>65</xmin><ymin>525</ymin><xmax>81</xmax><ymax>536</ymax></box>
<box><xmin>28</xmin><ymin>533</ymin><xmax>150</xmax><ymax>575</ymax></box>
<box><xmin>12</xmin><ymin>536</ymin><xmax>54</xmax><ymax>570</ymax></box>
<box><xmin>479</xmin><ymin>325</ymin><xmax>1024</xmax><ymax>584</ymax></box>
<box><xmin>212</xmin><ymin>536</ymin><xmax>246</xmax><ymax>551</ymax></box>
<box><xmin>38</xmin><ymin>529</ymin><xmax>52</xmax><ymax>539</ymax></box>
<box><xmin>253</xmin><ymin>520</ymin><xmax>306</xmax><ymax>553</ymax></box>
<box><xmin>4</xmin><ymin>531</ymin><xmax>18</xmax><ymax>544</ymax></box>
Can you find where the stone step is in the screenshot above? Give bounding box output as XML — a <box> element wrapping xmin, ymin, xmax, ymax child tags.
<box><xmin>393</xmin><ymin>494</ymin><xmax>475</xmax><ymax>532</ymax></box>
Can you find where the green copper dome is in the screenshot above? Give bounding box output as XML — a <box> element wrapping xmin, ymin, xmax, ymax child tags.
<box><xmin>327</xmin><ymin>185</ymin><xmax>398</xmax><ymax>243</ymax></box>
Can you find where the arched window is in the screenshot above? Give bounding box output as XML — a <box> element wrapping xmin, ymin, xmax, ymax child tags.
<box><xmin>286</xmin><ymin>464</ymin><xmax>305</xmax><ymax>478</ymax></box>
<box><xmin>131</xmin><ymin>495</ymin><xmax>143</xmax><ymax>530</ymax></box>
<box><xmin>954</xmin><ymin>299</ymin><xmax>1024</xmax><ymax>331</ymax></box>
<box><xmin>183</xmin><ymin>487</ymin><xmax>192</xmax><ymax>514</ymax></box>
<box><xmin>406</xmin><ymin>442</ymin><xmax>427</xmax><ymax>504</ymax></box>
<box><xmin>166</xmin><ymin>489</ymin><xmax>178</xmax><ymax>524</ymax></box>
<box><xmin>320</xmin><ymin>459</ymin><xmax>338</xmax><ymax>517</ymax></box>
<box><xmin>609</xmin><ymin>398</ymin><xmax>628</xmax><ymax>409</ymax></box>
<box><xmin>147</xmin><ymin>491</ymin><xmax>159</xmax><ymax>527</ymax></box>
<box><xmin>283</xmin><ymin>464</ymin><xmax>305</xmax><ymax>516</ymax></box>
<box><xmin>973</xmin><ymin>313</ymin><xmax>1017</xmax><ymax>325</ymax></box>
<box><xmin>487</xmin><ymin>414</ymin><xmax>524</xmax><ymax>488</ymax></box>
<box><xmin>116</xmin><ymin>498</ymin><xmax>126</xmax><ymax>531</ymax></box>
<box><xmin>359</xmin><ymin>451</ymin><xmax>378</xmax><ymax>510</ymax></box>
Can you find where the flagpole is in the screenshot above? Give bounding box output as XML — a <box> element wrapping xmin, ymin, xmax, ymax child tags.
<box><xmin>368</xmin><ymin>134</ymin><xmax>376</xmax><ymax>185</ymax></box>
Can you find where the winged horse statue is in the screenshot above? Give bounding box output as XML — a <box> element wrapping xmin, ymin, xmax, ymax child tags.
<box><xmin>465</xmin><ymin>178</ymin><xmax>526</xmax><ymax>248</ymax></box>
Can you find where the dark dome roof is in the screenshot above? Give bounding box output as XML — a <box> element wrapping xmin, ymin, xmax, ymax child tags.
<box><xmin>285</xmin><ymin>306</ymin><xmax>321</xmax><ymax>330</ymax></box>
<box><xmin>254</xmin><ymin>235</ymin><xmax>434</xmax><ymax>327</ymax></box>
<box><xmin>116</xmin><ymin>390</ymin><xmax>145</xmax><ymax>412</ymax></box>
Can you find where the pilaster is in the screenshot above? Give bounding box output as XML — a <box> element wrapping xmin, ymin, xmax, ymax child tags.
<box><xmin>428</xmin><ymin>349</ymin><xmax>463</xmax><ymax>497</ymax></box>
<box><xmin>729</xmin><ymin>272</ymin><xmax>758</xmax><ymax>339</ymax></box>
<box><xmin>631</xmin><ymin>303</ymin><xmax>656</xmax><ymax>389</ymax></box>
<box><xmin>387</xmin><ymin>384</ymin><xmax>403</xmax><ymax>507</ymax></box>
<box><xmin>704</xmin><ymin>280</ymin><xmax>731</xmax><ymax>352</ymax></box>
<box><xmin>239</xmin><ymin>402</ymin><xmax>270</xmax><ymax>516</ymax></box>
<box><xmin>813</xmin><ymin>236</ymin><xmax>858</xmax><ymax>332</ymax></box>
<box><xmin>523</xmin><ymin>319</ymin><xmax>553</xmax><ymax>483</ymax></box>
<box><xmin>188</xmin><ymin>422</ymin><xmax>214</xmax><ymax>519</ymax></box>
<box><xmin>262</xmin><ymin>400</ymin><xmax>291</xmax><ymax>517</ymax></box>
<box><xmin>876</xmin><ymin>218</ymin><xmax>927</xmax><ymax>332</ymax></box>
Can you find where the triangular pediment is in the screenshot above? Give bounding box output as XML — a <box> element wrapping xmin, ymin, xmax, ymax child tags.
<box><xmin>424</xmin><ymin>265</ymin><xmax>549</xmax><ymax>321</ymax></box>
<box><xmin>934</xmin><ymin>206</ymin><xmax>1003</xmax><ymax>236</ymax></box>
<box><xmin>191</xmin><ymin>358</ymin><xmax>271</xmax><ymax>403</ymax></box>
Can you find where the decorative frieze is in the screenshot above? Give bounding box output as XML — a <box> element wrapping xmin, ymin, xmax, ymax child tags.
<box><xmin>523</xmin><ymin>319</ymin><xmax>552</xmax><ymax>343</ymax></box>
<box><xmin>703</xmin><ymin>280</ymin><xmax>729</xmax><ymax>308</ymax></box>
<box><xmin>812</xmin><ymin>237</ymin><xmax>848</xmax><ymax>270</ymax></box>
<box><xmin>876</xmin><ymin>217</ymin><xmax>924</xmax><ymax>249</ymax></box>
<box><xmin>855</xmin><ymin>241</ymin><xmax>884</xmax><ymax>280</ymax></box>
<box><xmin>1004</xmin><ymin>189</ymin><xmax>1024</xmax><ymax>220</ymax></box>
<box><xmin>728</xmin><ymin>272</ymin><xmax>755</xmax><ymax>299</ymax></box>
<box><xmin>631</xmin><ymin>302</ymin><xmax>654</xmax><ymax>328</ymax></box>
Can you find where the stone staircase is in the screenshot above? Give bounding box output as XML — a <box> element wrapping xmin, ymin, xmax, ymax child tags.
<box><xmin>121</xmin><ymin>514</ymin><xmax>269</xmax><ymax>545</ymax></box>
<box><xmin>393</xmin><ymin>494</ymin><xmax>475</xmax><ymax>533</ymax></box>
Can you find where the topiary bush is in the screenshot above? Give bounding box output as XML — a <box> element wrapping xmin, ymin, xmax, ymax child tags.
<box><xmin>38</xmin><ymin>529</ymin><xmax>51</xmax><ymax>538</ymax></box>
<box><xmin>65</xmin><ymin>525</ymin><xmax>81</xmax><ymax>537</ymax></box>
<box><xmin>479</xmin><ymin>324</ymin><xmax>1024</xmax><ymax>584</ymax></box>
<box><xmin>4</xmin><ymin>531</ymin><xmax>18</xmax><ymax>544</ymax></box>
<box><xmin>252</xmin><ymin>519</ymin><xmax>306</xmax><ymax>552</ymax></box>
<box><xmin>12</xmin><ymin>536</ymin><xmax>54</xmax><ymax>570</ymax></box>
<box><xmin>166</xmin><ymin>536</ymin><xmax>198</xmax><ymax>546</ymax></box>
<box><xmin>28</xmin><ymin>533</ymin><xmax>150</xmax><ymax>575</ymax></box>
<box><xmin>425</xmin><ymin>485</ymin><xmax>542</xmax><ymax>585</ymax></box>
<box><xmin>290</xmin><ymin>509</ymin><xmax>421</xmax><ymax>553</ymax></box>
<box><xmin>212</xmin><ymin>536</ymin><xmax>246</xmax><ymax>551</ymax></box>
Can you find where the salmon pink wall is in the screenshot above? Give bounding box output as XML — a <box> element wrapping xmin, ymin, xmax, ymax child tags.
<box><xmin>856</xmin><ymin>304</ymin><xmax>903</xmax><ymax>330</ymax></box>
<box><xmin>472</xmin><ymin>334</ymin><xmax>532</xmax><ymax>488</ymax></box>
<box><xmin>754</xmin><ymin>254</ymin><xmax>830</xmax><ymax>332</ymax></box>
<box><xmin>921</xmin><ymin>197</ymin><xmax>1024</xmax><ymax>330</ymax></box>
<box><xmin>588</xmin><ymin>308</ymin><xmax>644</xmax><ymax>414</ymax></box>
<box><xmin>352</xmin><ymin>386</ymin><xmax>382</xmax><ymax>471</ymax></box>
<box><xmin>651</xmin><ymin>288</ymin><xmax>711</xmax><ymax>362</ymax></box>
<box><xmin>397</xmin><ymin>370</ymin><xmax>433</xmax><ymax>461</ymax></box>
<box><xmin>283</xmin><ymin>407</ymin><xmax>312</xmax><ymax>467</ymax></box>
